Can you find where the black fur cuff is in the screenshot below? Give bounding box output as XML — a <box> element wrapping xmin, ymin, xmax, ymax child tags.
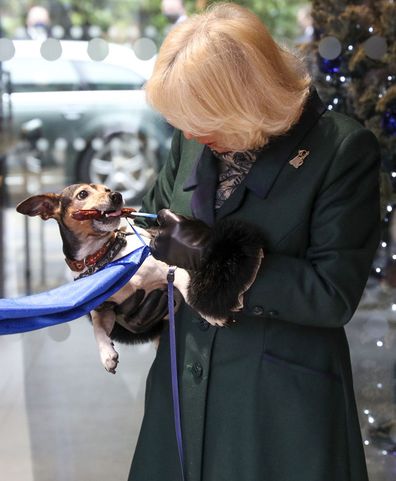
<box><xmin>187</xmin><ymin>218</ymin><xmax>265</xmax><ymax>319</ymax></box>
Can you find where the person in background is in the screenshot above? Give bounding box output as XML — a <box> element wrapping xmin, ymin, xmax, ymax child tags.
<box><xmin>161</xmin><ymin>0</ymin><xmax>187</xmax><ymax>25</ymax></box>
<box><xmin>295</xmin><ymin>4</ymin><xmax>314</xmax><ymax>44</ymax></box>
<box><xmin>26</xmin><ymin>6</ymin><xmax>51</xmax><ymax>40</ymax></box>
<box><xmin>119</xmin><ymin>3</ymin><xmax>380</xmax><ymax>481</ymax></box>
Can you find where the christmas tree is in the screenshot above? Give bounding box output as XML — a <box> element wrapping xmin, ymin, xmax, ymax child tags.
<box><xmin>302</xmin><ymin>0</ymin><xmax>395</xmax><ymax>171</ymax></box>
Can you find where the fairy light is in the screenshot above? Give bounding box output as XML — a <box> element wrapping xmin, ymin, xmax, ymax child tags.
<box><xmin>325</xmin><ymin>75</ymin><xmax>331</xmax><ymax>82</ymax></box>
<box><xmin>392</xmin><ymin>304</ymin><xmax>396</xmax><ymax>310</ymax></box>
<box><xmin>381</xmin><ymin>241</ymin><xmax>387</xmax><ymax>247</ymax></box>
<box><xmin>340</xmin><ymin>76</ymin><xmax>346</xmax><ymax>82</ymax></box>
<box><xmin>375</xmin><ymin>267</ymin><xmax>382</xmax><ymax>273</ymax></box>
<box><xmin>348</xmin><ymin>45</ymin><xmax>354</xmax><ymax>51</ymax></box>
<box><xmin>369</xmin><ymin>26</ymin><xmax>374</xmax><ymax>33</ymax></box>
<box><xmin>364</xmin><ymin>440</ymin><xmax>370</xmax><ymax>446</ymax></box>
<box><xmin>328</xmin><ymin>105</ymin><xmax>333</xmax><ymax>110</ymax></box>
<box><xmin>391</xmin><ymin>172</ymin><xmax>396</xmax><ymax>177</ymax></box>
<box><xmin>368</xmin><ymin>416</ymin><xmax>375</xmax><ymax>424</ymax></box>
<box><xmin>387</xmin><ymin>205</ymin><xmax>393</xmax><ymax>212</ymax></box>
<box><xmin>377</xmin><ymin>383</ymin><xmax>383</xmax><ymax>389</ymax></box>
<box><xmin>333</xmin><ymin>98</ymin><xmax>339</xmax><ymax>105</ymax></box>
<box><xmin>392</xmin><ymin>254</ymin><xmax>396</xmax><ymax>260</ymax></box>
<box><xmin>364</xmin><ymin>409</ymin><xmax>370</xmax><ymax>415</ymax></box>
<box><xmin>376</xmin><ymin>340</ymin><xmax>384</xmax><ymax>347</ymax></box>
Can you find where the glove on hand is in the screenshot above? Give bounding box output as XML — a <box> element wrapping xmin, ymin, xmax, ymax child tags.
<box><xmin>150</xmin><ymin>209</ymin><xmax>212</xmax><ymax>270</ymax></box>
<box><xmin>151</xmin><ymin>209</ymin><xmax>265</xmax><ymax>320</ymax></box>
<box><xmin>110</xmin><ymin>288</ymin><xmax>183</xmax><ymax>344</ymax></box>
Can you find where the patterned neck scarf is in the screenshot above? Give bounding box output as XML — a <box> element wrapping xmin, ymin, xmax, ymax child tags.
<box><xmin>212</xmin><ymin>149</ymin><xmax>259</xmax><ymax>209</ymax></box>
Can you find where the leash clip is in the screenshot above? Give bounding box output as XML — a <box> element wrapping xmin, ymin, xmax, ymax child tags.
<box><xmin>167</xmin><ymin>266</ymin><xmax>176</xmax><ymax>283</ymax></box>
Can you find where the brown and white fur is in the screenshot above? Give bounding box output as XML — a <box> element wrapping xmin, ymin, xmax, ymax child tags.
<box><xmin>16</xmin><ymin>183</ymin><xmax>234</xmax><ymax>374</ymax></box>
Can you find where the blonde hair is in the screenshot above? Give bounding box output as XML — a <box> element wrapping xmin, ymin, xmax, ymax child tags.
<box><xmin>146</xmin><ymin>2</ymin><xmax>311</xmax><ymax>151</ymax></box>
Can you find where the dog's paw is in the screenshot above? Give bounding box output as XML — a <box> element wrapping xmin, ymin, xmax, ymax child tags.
<box><xmin>100</xmin><ymin>344</ymin><xmax>119</xmax><ymax>374</ymax></box>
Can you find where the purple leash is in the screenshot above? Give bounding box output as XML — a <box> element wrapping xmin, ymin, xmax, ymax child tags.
<box><xmin>167</xmin><ymin>266</ymin><xmax>186</xmax><ymax>481</ymax></box>
<box><xmin>128</xmin><ymin>216</ymin><xmax>185</xmax><ymax>477</ymax></box>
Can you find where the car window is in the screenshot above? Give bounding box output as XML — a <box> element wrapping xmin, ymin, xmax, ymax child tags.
<box><xmin>3</xmin><ymin>57</ymin><xmax>81</xmax><ymax>93</ymax></box>
<box><xmin>74</xmin><ymin>60</ymin><xmax>145</xmax><ymax>91</ymax></box>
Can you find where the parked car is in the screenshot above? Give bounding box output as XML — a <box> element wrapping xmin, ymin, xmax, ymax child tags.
<box><xmin>3</xmin><ymin>39</ymin><xmax>172</xmax><ymax>202</ymax></box>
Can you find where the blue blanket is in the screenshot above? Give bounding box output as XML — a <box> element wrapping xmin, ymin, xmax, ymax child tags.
<box><xmin>0</xmin><ymin>245</ymin><xmax>150</xmax><ymax>335</ymax></box>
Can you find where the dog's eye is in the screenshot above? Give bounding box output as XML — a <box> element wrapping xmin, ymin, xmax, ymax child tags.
<box><xmin>77</xmin><ymin>190</ymin><xmax>89</xmax><ymax>200</ymax></box>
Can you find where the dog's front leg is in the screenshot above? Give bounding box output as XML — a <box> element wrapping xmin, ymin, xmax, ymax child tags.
<box><xmin>91</xmin><ymin>309</ymin><xmax>119</xmax><ymax>374</ymax></box>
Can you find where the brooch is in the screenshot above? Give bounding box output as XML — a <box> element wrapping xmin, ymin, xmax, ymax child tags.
<box><xmin>289</xmin><ymin>149</ymin><xmax>310</xmax><ymax>169</ymax></box>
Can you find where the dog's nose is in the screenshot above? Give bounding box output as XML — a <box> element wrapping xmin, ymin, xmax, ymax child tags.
<box><xmin>110</xmin><ymin>192</ymin><xmax>123</xmax><ymax>204</ymax></box>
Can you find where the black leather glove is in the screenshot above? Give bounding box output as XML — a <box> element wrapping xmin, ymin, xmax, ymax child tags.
<box><xmin>150</xmin><ymin>209</ymin><xmax>212</xmax><ymax>270</ymax></box>
<box><xmin>151</xmin><ymin>209</ymin><xmax>266</xmax><ymax>320</ymax></box>
<box><xmin>116</xmin><ymin>289</ymin><xmax>168</xmax><ymax>334</ymax></box>
<box><xmin>110</xmin><ymin>288</ymin><xmax>183</xmax><ymax>344</ymax></box>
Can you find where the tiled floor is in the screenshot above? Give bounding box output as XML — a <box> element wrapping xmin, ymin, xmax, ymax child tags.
<box><xmin>1</xmin><ymin>197</ymin><xmax>396</xmax><ymax>480</ymax></box>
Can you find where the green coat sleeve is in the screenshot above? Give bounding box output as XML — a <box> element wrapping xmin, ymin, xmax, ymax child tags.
<box><xmin>243</xmin><ymin>128</ymin><xmax>381</xmax><ymax>328</ymax></box>
<box><xmin>136</xmin><ymin>129</ymin><xmax>182</xmax><ymax>228</ymax></box>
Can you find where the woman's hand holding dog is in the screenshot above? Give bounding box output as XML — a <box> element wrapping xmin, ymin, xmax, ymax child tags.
<box><xmin>114</xmin><ymin>287</ymin><xmax>183</xmax><ymax>335</ymax></box>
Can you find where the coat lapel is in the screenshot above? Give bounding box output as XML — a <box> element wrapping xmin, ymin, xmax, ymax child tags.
<box><xmin>183</xmin><ymin>146</ymin><xmax>218</xmax><ymax>225</ymax></box>
<box><xmin>183</xmin><ymin>88</ymin><xmax>327</xmax><ymax>224</ymax></box>
<box><xmin>216</xmin><ymin>89</ymin><xmax>327</xmax><ymax>219</ymax></box>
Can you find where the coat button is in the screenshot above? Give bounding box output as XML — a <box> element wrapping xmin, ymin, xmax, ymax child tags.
<box><xmin>191</xmin><ymin>361</ymin><xmax>203</xmax><ymax>379</ymax></box>
<box><xmin>252</xmin><ymin>305</ymin><xmax>264</xmax><ymax>316</ymax></box>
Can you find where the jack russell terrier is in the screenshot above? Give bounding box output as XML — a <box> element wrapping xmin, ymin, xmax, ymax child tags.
<box><xmin>17</xmin><ymin>183</ymin><xmax>263</xmax><ymax>373</ymax></box>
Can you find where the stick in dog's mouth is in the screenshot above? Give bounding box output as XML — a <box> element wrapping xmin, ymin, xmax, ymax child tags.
<box><xmin>71</xmin><ymin>208</ymin><xmax>157</xmax><ymax>221</ymax></box>
<box><xmin>72</xmin><ymin>207</ymin><xmax>136</xmax><ymax>221</ymax></box>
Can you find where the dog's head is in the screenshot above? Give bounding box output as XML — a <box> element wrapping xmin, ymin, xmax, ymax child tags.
<box><xmin>17</xmin><ymin>184</ymin><xmax>126</xmax><ymax>259</ymax></box>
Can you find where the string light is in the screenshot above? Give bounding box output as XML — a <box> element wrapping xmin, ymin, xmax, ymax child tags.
<box><xmin>376</xmin><ymin>340</ymin><xmax>384</xmax><ymax>347</ymax></box>
<box><xmin>368</xmin><ymin>416</ymin><xmax>375</xmax><ymax>424</ymax></box>
<box><xmin>381</xmin><ymin>242</ymin><xmax>387</xmax><ymax>247</ymax></box>
<box><xmin>340</xmin><ymin>76</ymin><xmax>346</xmax><ymax>82</ymax></box>
<box><xmin>387</xmin><ymin>205</ymin><xmax>393</xmax><ymax>212</ymax></box>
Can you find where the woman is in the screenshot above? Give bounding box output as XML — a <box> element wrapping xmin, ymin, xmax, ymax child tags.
<box><xmin>122</xmin><ymin>3</ymin><xmax>381</xmax><ymax>481</ymax></box>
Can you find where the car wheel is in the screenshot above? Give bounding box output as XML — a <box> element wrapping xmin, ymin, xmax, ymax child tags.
<box><xmin>77</xmin><ymin>131</ymin><xmax>159</xmax><ymax>204</ymax></box>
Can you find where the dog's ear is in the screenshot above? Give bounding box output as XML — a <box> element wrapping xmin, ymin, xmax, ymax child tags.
<box><xmin>16</xmin><ymin>194</ymin><xmax>61</xmax><ymax>220</ymax></box>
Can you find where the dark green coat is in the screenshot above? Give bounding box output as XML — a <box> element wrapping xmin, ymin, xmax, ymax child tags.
<box><xmin>128</xmin><ymin>91</ymin><xmax>381</xmax><ymax>481</ymax></box>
